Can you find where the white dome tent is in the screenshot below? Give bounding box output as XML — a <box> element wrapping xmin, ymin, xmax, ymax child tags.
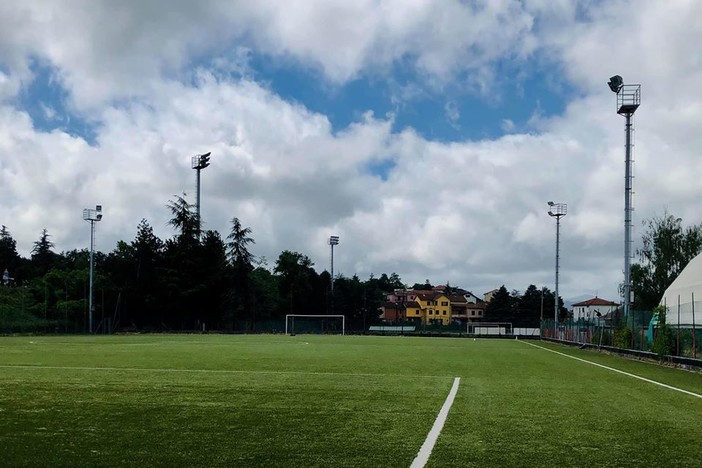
<box><xmin>660</xmin><ymin>253</ymin><xmax>702</xmax><ymax>327</ymax></box>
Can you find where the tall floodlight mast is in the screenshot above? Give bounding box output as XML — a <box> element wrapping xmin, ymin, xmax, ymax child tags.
<box><xmin>191</xmin><ymin>152</ymin><xmax>211</xmax><ymax>238</ymax></box>
<box><xmin>608</xmin><ymin>75</ymin><xmax>641</xmax><ymax>318</ymax></box>
<box><xmin>83</xmin><ymin>205</ymin><xmax>103</xmax><ymax>333</ymax></box>
<box><xmin>329</xmin><ymin>236</ymin><xmax>339</xmax><ymax>292</ymax></box>
<box><xmin>548</xmin><ymin>201</ymin><xmax>567</xmax><ymax>337</ymax></box>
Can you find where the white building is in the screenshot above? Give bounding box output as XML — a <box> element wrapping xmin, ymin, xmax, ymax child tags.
<box><xmin>571</xmin><ymin>297</ymin><xmax>619</xmax><ymax>321</ymax></box>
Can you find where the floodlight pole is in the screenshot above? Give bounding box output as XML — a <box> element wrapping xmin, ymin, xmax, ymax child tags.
<box><xmin>548</xmin><ymin>202</ymin><xmax>567</xmax><ymax>338</ymax></box>
<box><xmin>329</xmin><ymin>236</ymin><xmax>339</xmax><ymax>293</ymax></box>
<box><xmin>609</xmin><ymin>76</ymin><xmax>641</xmax><ymax>319</ymax></box>
<box><xmin>191</xmin><ymin>152</ymin><xmax>211</xmax><ymax>239</ymax></box>
<box><xmin>83</xmin><ymin>205</ymin><xmax>103</xmax><ymax>334</ymax></box>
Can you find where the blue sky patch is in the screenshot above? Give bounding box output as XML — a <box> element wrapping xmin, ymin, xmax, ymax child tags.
<box><xmin>16</xmin><ymin>59</ymin><xmax>98</xmax><ymax>145</ymax></box>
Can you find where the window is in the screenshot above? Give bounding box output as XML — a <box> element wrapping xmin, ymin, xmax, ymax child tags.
<box><xmin>429</xmin><ymin>310</ymin><xmax>433</xmax><ymax>315</ymax></box>
<box><xmin>443</xmin><ymin>311</ymin><xmax>447</xmax><ymax>315</ymax></box>
<box><xmin>471</xmin><ymin>311</ymin><xmax>475</xmax><ymax>316</ymax></box>
<box><xmin>441</xmin><ymin>301</ymin><xmax>448</xmax><ymax>306</ymax></box>
<box><xmin>416</xmin><ymin>310</ymin><xmax>420</xmax><ymax>315</ymax></box>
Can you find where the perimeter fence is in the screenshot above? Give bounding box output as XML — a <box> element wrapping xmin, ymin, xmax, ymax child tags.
<box><xmin>541</xmin><ymin>307</ymin><xmax>701</xmax><ymax>359</ymax></box>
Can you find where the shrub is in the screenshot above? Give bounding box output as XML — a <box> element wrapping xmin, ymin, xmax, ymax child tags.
<box><xmin>613</xmin><ymin>326</ymin><xmax>632</xmax><ymax>349</ymax></box>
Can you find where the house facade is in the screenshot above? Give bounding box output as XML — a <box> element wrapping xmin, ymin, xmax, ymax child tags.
<box><xmin>571</xmin><ymin>297</ymin><xmax>619</xmax><ymax>321</ymax></box>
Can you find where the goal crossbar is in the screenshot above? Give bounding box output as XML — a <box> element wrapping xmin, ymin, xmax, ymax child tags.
<box><xmin>285</xmin><ymin>314</ymin><xmax>346</xmax><ymax>335</ymax></box>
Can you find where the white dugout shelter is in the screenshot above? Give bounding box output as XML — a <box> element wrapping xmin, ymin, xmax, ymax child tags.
<box><xmin>660</xmin><ymin>253</ymin><xmax>702</xmax><ymax>327</ymax></box>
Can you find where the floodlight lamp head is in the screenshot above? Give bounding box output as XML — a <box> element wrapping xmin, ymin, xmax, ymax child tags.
<box><xmin>96</xmin><ymin>205</ymin><xmax>102</xmax><ymax>212</ymax></box>
<box><xmin>329</xmin><ymin>235</ymin><xmax>340</xmax><ymax>245</ymax></box>
<box><xmin>547</xmin><ymin>202</ymin><xmax>567</xmax><ymax>218</ymax></box>
<box><xmin>96</xmin><ymin>214</ymin><xmax>103</xmax><ymax>221</ymax></box>
<box><xmin>200</xmin><ymin>152</ymin><xmax>211</xmax><ymax>168</ymax></box>
<box><xmin>608</xmin><ymin>75</ymin><xmax>623</xmax><ymax>93</ymax></box>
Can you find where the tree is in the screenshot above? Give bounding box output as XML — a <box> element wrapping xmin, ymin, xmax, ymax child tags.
<box><xmin>226</xmin><ymin>217</ymin><xmax>255</xmax><ymax>271</ymax></box>
<box><xmin>631</xmin><ymin>213</ymin><xmax>702</xmax><ymax>311</ymax></box>
<box><xmin>274</xmin><ymin>251</ymin><xmax>319</xmax><ymax>317</ymax></box>
<box><xmin>0</xmin><ymin>225</ymin><xmax>20</xmax><ymax>282</ymax></box>
<box><xmin>484</xmin><ymin>285</ymin><xmax>514</xmax><ymax>322</ymax></box>
<box><xmin>166</xmin><ymin>194</ymin><xmax>198</xmax><ymax>242</ymax></box>
<box><xmin>31</xmin><ymin>228</ymin><xmax>57</xmax><ymax>276</ymax></box>
<box><xmin>516</xmin><ymin>285</ymin><xmax>542</xmax><ymax>327</ymax></box>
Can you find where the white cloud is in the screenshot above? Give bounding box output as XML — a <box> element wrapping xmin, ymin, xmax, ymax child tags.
<box><xmin>1</xmin><ymin>1</ymin><xmax>702</xmax><ymax>304</ymax></box>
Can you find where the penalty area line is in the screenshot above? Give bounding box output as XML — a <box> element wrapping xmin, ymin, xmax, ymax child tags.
<box><xmin>410</xmin><ymin>377</ymin><xmax>460</xmax><ymax>468</ymax></box>
<box><xmin>522</xmin><ymin>341</ymin><xmax>702</xmax><ymax>399</ymax></box>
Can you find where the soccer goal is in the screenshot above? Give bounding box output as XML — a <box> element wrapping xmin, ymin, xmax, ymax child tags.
<box><xmin>467</xmin><ymin>322</ymin><xmax>513</xmax><ymax>336</ymax></box>
<box><xmin>285</xmin><ymin>315</ymin><xmax>346</xmax><ymax>335</ymax></box>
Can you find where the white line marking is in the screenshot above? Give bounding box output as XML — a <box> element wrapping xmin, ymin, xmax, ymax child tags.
<box><xmin>410</xmin><ymin>377</ymin><xmax>461</xmax><ymax>468</ymax></box>
<box><xmin>0</xmin><ymin>364</ymin><xmax>447</xmax><ymax>380</ymax></box>
<box><xmin>522</xmin><ymin>341</ymin><xmax>702</xmax><ymax>399</ymax></box>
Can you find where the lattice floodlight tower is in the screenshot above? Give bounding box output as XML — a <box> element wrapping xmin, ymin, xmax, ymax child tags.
<box><xmin>329</xmin><ymin>235</ymin><xmax>339</xmax><ymax>293</ymax></box>
<box><xmin>548</xmin><ymin>201</ymin><xmax>567</xmax><ymax>335</ymax></box>
<box><xmin>83</xmin><ymin>205</ymin><xmax>103</xmax><ymax>333</ymax></box>
<box><xmin>609</xmin><ymin>75</ymin><xmax>641</xmax><ymax>318</ymax></box>
<box><xmin>191</xmin><ymin>152</ymin><xmax>211</xmax><ymax>237</ymax></box>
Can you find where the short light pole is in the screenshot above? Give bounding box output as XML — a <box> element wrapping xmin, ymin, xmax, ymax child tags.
<box><xmin>83</xmin><ymin>205</ymin><xmax>103</xmax><ymax>333</ymax></box>
<box><xmin>191</xmin><ymin>152</ymin><xmax>211</xmax><ymax>238</ymax></box>
<box><xmin>608</xmin><ymin>75</ymin><xmax>641</xmax><ymax>319</ymax></box>
<box><xmin>548</xmin><ymin>201</ymin><xmax>567</xmax><ymax>338</ymax></box>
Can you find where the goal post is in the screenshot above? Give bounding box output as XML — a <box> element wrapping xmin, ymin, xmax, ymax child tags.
<box><xmin>285</xmin><ymin>314</ymin><xmax>346</xmax><ymax>336</ymax></box>
<box><xmin>467</xmin><ymin>322</ymin><xmax>513</xmax><ymax>336</ymax></box>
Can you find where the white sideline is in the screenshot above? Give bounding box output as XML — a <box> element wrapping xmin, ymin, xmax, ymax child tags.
<box><xmin>410</xmin><ymin>377</ymin><xmax>460</xmax><ymax>468</ymax></box>
<box><xmin>522</xmin><ymin>341</ymin><xmax>702</xmax><ymax>399</ymax></box>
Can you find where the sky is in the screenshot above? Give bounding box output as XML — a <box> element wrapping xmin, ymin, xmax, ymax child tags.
<box><xmin>1</xmin><ymin>0</ymin><xmax>701</xmax><ymax>303</ymax></box>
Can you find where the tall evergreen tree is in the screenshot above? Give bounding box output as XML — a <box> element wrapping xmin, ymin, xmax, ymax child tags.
<box><xmin>166</xmin><ymin>194</ymin><xmax>198</xmax><ymax>243</ymax></box>
<box><xmin>226</xmin><ymin>217</ymin><xmax>256</xmax><ymax>327</ymax></box>
<box><xmin>31</xmin><ymin>228</ymin><xmax>57</xmax><ymax>277</ymax></box>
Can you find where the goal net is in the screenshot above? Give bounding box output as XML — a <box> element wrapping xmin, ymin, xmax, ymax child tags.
<box><xmin>285</xmin><ymin>315</ymin><xmax>346</xmax><ymax>335</ymax></box>
<box><xmin>467</xmin><ymin>322</ymin><xmax>513</xmax><ymax>336</ymax></box>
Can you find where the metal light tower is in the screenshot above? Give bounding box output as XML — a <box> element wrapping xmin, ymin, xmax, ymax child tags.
<box><xmin>191</xmin><ymin>152</ymin><xmax>211</xmax><ymax>237</ymax></box>
<box><xmin>608</xmin><ymin>75</ymin><xmax>641</xmax><ymax>318</ymax></box>
<box><xmin>83</xmin><ymin>205</ymin><xmax>103</xmax><ymax>333</ymax></box>
<box><xmin>548</xmin><ymin>201</ymin><xmax>567</xmax><ymax>335</ymax></box>
<box><xmin>329</xmin><ymin>235</ymin><xmax>339</xmax><ymax>292</ymax></box>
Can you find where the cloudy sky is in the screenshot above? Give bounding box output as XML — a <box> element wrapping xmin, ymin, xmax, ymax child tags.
<box><xmin>1</xmin><ymin>0</ymin><xmax>700</xmax><ymax>302</ymax></box>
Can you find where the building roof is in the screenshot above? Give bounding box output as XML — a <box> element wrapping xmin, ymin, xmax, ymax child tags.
<box><xmin>571</xmin><ymin>297</ymin><xmax>619</xmax><ymax>307</ymax></box>
<box><xmin>449</xmin><ymin>294</ymin><xmax>467</xmax><ymax>303</ymax></box>
<box><xmin>416</xmin><ymin>292</ymin><xmax>439</xmax><ymax>300</ymax></box>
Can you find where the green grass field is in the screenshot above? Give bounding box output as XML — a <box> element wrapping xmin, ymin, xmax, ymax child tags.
<box><xmin>1</xmin><ymin>335</ymin><xmax>701</xmax><ymax>467</ymax></box>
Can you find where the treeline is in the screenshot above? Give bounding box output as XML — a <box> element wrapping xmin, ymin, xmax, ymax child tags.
<box><xmin>0</xmin><ymin>195</ymin><xmax>407</xmax><ymax>332</ymax></box>
<box><xmin>484</xmin><ymin>285</ymin><xmax>567</xmax><ymax>327</ymax></box>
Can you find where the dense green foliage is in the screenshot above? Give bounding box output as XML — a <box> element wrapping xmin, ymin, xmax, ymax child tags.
<box><xmin>631</xmin><ymin>213</ymin><xmax>702</xmax><ymax>311</ymax></box>
<box><xmin>651</xmin><ymin>308</ymin><xmax>676</xmax><ymax>357</ymax></box>
<box><xmin>1</xmin><ymin>335</ymin><xmax>701</xmax><ymax>467</ymax></box>
<box><xmin>0</xmin><ymin>196</ymin><xmax>404</xmax><ymax>332</ymax></box>
<box><xmin>484</xmin><ymin>284</ymin><xmax>565</xmax><ymax>326</ymax></box>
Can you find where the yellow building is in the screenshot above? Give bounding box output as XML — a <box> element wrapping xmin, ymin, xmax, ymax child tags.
<box><xmin>415</xmin><ymin>292</ymin><xmax>451</xmax><ymax>325</ymax></box>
